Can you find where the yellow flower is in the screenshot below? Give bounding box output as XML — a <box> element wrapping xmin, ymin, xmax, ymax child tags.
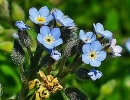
<box><xmin>28</xmin><ymin>70</ymin><xmax>63</xmax><ymax>100</ymax></box>
<box><xmin>28</xmin><ymin>79</ymin><xmax>41</xmax><ymax>90</ymax></box>
<box><xmin>36</xmin><ymin>86</ymin><xmax>50</xmax><ymax>99</ymax></box>
<box><xmin>38</xmin><ymin>70</ymin><xmax>63</xmax><ymax>93</ymax></box>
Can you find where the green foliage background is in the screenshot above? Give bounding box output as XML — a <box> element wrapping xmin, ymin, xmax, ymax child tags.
<box><xmin>0</xmin><ymin>0</ymin><xmax>130</xmax><ymax>100</ymax></box>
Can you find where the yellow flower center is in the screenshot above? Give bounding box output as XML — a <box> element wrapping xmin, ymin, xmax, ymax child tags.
<box><xmin>44</xmin><ymin>35</ymin><xmax>54</xmax><ymax>45</ymax></box>
<box><xmin>106</xmin><ymin>48</ymin><xmax>111</xmax><ymax>53</ymax></box>
<box><xmin>97</xmin><ymin>34</ymin><xmax>102</xmax><ymax>38</ymax></box>
<box><xmin>88</xmin><ymin>51</ymin><xmax>97</xmax><ymax>60</ymax></box>
<box><xmin>56</xmin><ymin>19</ymin><xmax>63</xmax><ymax>27</ymax></box>
<box><xmin>56</xmin><ymin>22</ymin><xmax>62</xmax><ymax>27</ymax></box>
<box><xmin>36</xmin><ymin>17</ymin><xmax>46</xmax><ymax>23</ymax></box>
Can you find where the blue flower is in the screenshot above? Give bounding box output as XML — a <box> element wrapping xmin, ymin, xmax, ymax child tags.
<box><xmin>125</xmin><ymin>39</ymin><xmax>130</xmax><ymax>52</ymax></box>
<box><xmin>88</xmin><ymin>69</ymin><xmax>103</xmax><ymax>81</ymax></box>
<box><xmin>109</xmin><ymin>39</ymin><xmax>122</xmax><ymax>57</ymax></box>
<box><xmin>52</xmin><ymin>9</ymin><xmax>75</xmax><ymax>27</ymax></box>
<box><xmin>37</xmin><ymin>26</ymin><xmax>63</xmax><ymax>49</ymax></box>
<box><xmin>82</xmin><ymin>41</ymin><xmax>106</xmax><ymax>67</ymax></box>
<box><xmin>51</xmin><ymin>49</ymin><xmax>61</xmax><ymax>60</ymax></box>
<box><xmin>29</xmin><ymin>6</ymin><xmax>53</xmax><ymax>25</ymax></box>
<box><xmin>93</xmin><ymin>23</ymin><xmax>112</xmax><ymax>39</ymax></box>
<box><xmin>15</xmin><ymin>21</ymin><xmax>30</xmax><ymax>30</ymax></box>
<box><xmin>79</xmin><ymin>30</ymin><xmax>96</xmax><ymax>43</ymax></box>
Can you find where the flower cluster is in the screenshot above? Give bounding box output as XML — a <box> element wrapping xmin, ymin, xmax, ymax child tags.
<box><xmin>12</xmin><ymin>6</ymin><xmax>122</xmax><ymax>100</ymax></box>
<box><xmin>28</xmin><ymin>70</ymin><xmax>63</xmax><ymax>99</ymax></box>
<box><xmin>78</xmin><ymin>23</ymin><xmax>122</xmax><ymax>80</ymax></box>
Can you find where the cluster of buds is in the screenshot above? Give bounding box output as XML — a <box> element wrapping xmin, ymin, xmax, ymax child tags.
<box><xmin>11</xmin><ymin>6</ymin><xmax>122</xmax><ymax>100</ymax></box>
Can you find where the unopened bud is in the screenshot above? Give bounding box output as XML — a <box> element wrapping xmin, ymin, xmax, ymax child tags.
<box><xmin>63</xmin><ymin>33</ymin><xmax>79</xmax><ymax>57</ymax></box>
<box><xmin>11</xmin><ymin>39</ymin><xmax>25</xmax><ymax>65</ymax></box>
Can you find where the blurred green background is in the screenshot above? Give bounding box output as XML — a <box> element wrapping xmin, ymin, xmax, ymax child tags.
<box><xmin>0</xmin><ymin>0</ymin><xmax>130</xmax><ymax>100</ymax></box>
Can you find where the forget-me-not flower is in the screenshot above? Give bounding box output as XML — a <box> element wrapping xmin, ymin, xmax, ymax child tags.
<box><xmin>88</xmin><ymin>69</ymin><xmax>103</xmax><ymax>81</ymax></box>
<box><xmin>37</xmin><ymin>26</ymin><xmax>63</xmax><ymax>49</ymax></box>
<box><xmin>79</xmin><ymin>30</ymin><xmax>96</xmax><ymax>43</ymax></box>
<box><xmin>15</xmin><ymin>21</ymin><xmax>30</xmax><ymax>30</ymax></box>
<box><xmin>51</xmin><ymin>49</ymin><xmax>61</xmax><ymax>60</ymax></box>
<box><xmin>52</xmin><ymin>9</ymin><xmax>75</xmax><ymax>27</ymax></box>
<box><xmin>109</xmin><ymin>39</ymin><xmax>122</xmax><ymax>56</ymax></box>
<box><xmin>82</xmin><ymin>41</ymin><xmax>106</xmax><ymax>67</ymax></box>
<box><xmin>93</xmin><ymin>23</ymin><xmax>112</xmax><ymax>39</ymax></box>
<box><xmin>125</xmin><ymin>39</ymin><xmax>130</xmax><ymax>52</ymax></box>
<box><xmin>29</xmin><ymin>6</ymin><xmax>53</xmax><ymax>25</ymax></box>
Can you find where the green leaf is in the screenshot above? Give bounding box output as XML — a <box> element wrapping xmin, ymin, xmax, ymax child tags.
<box><xmin>11</xmin><ymin>2</ymin><xmax>25</xmax><ymax>21</ymax></box>
<box><xmin>0</xmin><ymin>41</ymin><xmax>13</xmax><ymax>53</ymax></box>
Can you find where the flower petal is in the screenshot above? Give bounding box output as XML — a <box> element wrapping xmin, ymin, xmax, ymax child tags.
<box><xmin>91</xmin><ymin>34</ymin><xmax>96</xmax><ymax>42</ymax></box>
<box><xmin>111</xmin><ymin>39</ymin><xmax>116</xmax><ymax>47</ymax></box>
<box><xmin>51</xmin><ymin>28</ymin><xmax>61</xmax><ymax>39</ymax></box>
<box><xmin>29</xmin><ymin>7</ymin><xmax>39</xmax><ymax>18</ymax></box>
<box><xmin>97</xmin><ymin>51</ymin><xmax>107</xmax><ymax>61</ymax></box>
<box><xmin>52</xmin><ymin>38</ymin><xmax>63</xmax><ymax>47</ymax></box>
<box><xmin>42</xmin><ymin>43</ymin><xmax>54</xmax><ymax>49</ymax></box>
<box><xmin>54</xmin><ymin>10</ymin><xmax>64</xmax><ymax>20</ymax></box>
<box><xmin>125</xmin><ymin>39</ymin><xmax>130</xmax><ymax>52</ymax></box>
<box><xmin>91</xmin><ymin>41</ymin><xmax>102</xmax><ymax>52</ymax></box>
<box><xmin>63</xmin><ymin>17</ymin><xmax>74</xmax><ymax>26</ymax></box>
<box><xmin>86</xmin><ymin>32</ymin><xmax>96</xmax><ymax>43</ymax></box>
<box><xmin>114</xmin><ymin>53</ymin><xmax>121</xmax><ymax>56</ymax></box>
<box><xmin>96</xmin><ymin>71</ymin><xmax>103</xmax><ymax>79</ymax></box>
<box><xmin>113</xmin><ymin>45</ymin><xmax>122</xmax><ymax>53</ymax></box>
<box><xmin>88</xmin><ymin>69</ymin><xmax>103</xmax><ymax>81</ymax></box>
<box><xmin>29</xmin><ymin>16</ymin><xmax>38</xmax><ymax>24</ymax></box>
<box><xmin>45</xmin><ymin>14</ymin><xmax>54</xmax><ymax>24</ymax></box>
<box><xmin>40</xmin><ymin>26</ymin><xmax>50</xmax><ymax>36</ymax></box>
<box><xmin>37</xmin><ymin>34</ymin><xmax>44</xmax><ymax>44</ymax></box>
<box><xmin>51</xmin><ymin>50</ymin><xmax>61</xmax><ymax>60</ymax></box>
<box><xmin>66</xmin><ymin>23</ymin><xmax>75</xmax><ymax>27</ymax></box>
<box><xmin>15</xmin><ymin>21</ymin><xmax>30</xmax><ymax>30</ymax></box>
<box><xmin>39</xmin><ymin>6</ymin><xmax>49</xmax><ymax>17</ymax></box>
<box><xmin>82</xmin><ymin>43</ymin><xmax>91</xmax><ymax>54</ymax></box>
<box><xmin>103</xmin><ymin>30</ymin><xmax>113</xmax><ymax>39</ymax></box>
<box><xmin>79</xmin><ymin>30</ymin><xmax>85</xmax><ymax>40</ymax></box>
<box><xmin>90</xmin><ymin>59</ymin><xmax>101</xmax><ymax>67</ymax></box>
<box><xmin>82</xmin><ymin>54</ymin><xmax>90</xmax><ymax>64</ymax></box>
<box><xmin>93</xmin><ymin>23</ymin><xmax>104</xmax><ymax>34</ymax></box>
<box><xmin>85</xmin><ymin>32</ymin><xmax>93</xmax><ymax>38</ymax></box>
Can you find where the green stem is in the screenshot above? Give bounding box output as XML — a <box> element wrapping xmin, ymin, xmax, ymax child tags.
<box><xmin>16</xmin><ymin>65</ymin><xmax>28</xmax><ymax>100</ymax></box>
<box><xmin>26</xmin><ymin>47</ymin><xmax>33</xmax><ymax>64</ymax></box>
<box><xmin>56</xmin><ymin>53</ymin><xmax>82</xmax><ymax>81</ymax></box>
<box><xmin>56</xmin><ymin>57</ymin><xmax>66</xmax><ymax>79</ymax></box>
<box><xmin>28</xmin><ymin>43</ymin><xmax>44</xmax><ymax>79</ymax></box>
<box><xmin>17</xmin><ymin>43</ymin><xmax>44</xmax><ymax>100</ymax></box>
<box><xmin>16</xmin><ymin>83</ymin><xmax>29</xmax><ymax>100</ymax></box>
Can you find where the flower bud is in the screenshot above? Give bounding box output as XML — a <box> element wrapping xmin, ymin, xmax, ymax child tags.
<box><xmin>63</xmin><ymin>33</ymin><xmax>79</xmax><ymax>57</ymax></box>
<box><xmin>75</xmin><ymin>68</ymin><xmax>89</xmax><ymax>80</ymax></box>
<box><xmin>17</xmin><ymin>30</ymin><xmax>31</xmax><ymax>48</ymax></box>
<box><xmin>65</xmin><ymin>87</ymin><xmax>88</xmax><ymax>100</ymax></box>
<box><xmin>11</xmin><ymin>39</ymin><xmax>25</xmax><ymax>66</ymax></box>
